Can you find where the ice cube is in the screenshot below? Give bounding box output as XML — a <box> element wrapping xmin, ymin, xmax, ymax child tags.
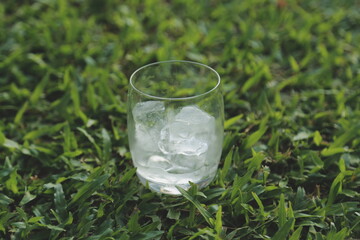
<box><xmin>134</xmin><ymin>124</ymin><xmax>157</xmax><ymax>150</ymax></box>
<box><xmin>167</xmin><ymin>153</ymin><xmax>206</xmax><ymax>174</ymax></box>
<box><xmin>147</xmin><ymin>155</ymin><xmax>172</xmax><ymax>170</ymax></box>
<box><xmin>174</xmin><ymin>106</ymin><xmax>214</xmax><ymax>124</ymax></box>
<box><xmin>158</xmin><ymin>105</ymin><xmax>215</xmax><ymax>156</ymax></box>
<box><xmin>132</xmin><ymin>101</ymin><xmax>165</xmax><ymax>126</ymax></box>
<box><xmin>132</xmin><ymin>101</ymin><xmax>166</xmax><ymax>151</ymax></box>
<box><xmin>159</xmin><ymin>123</ymin><xmax>208</xmax><ymax>155</ymax></box>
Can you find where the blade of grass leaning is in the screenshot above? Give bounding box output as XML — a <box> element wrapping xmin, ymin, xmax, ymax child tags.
<box><xmin>287</xmin><ymin>202</ymin><xmax>295</xmax><ymax>230</ymax></box>
<box><xmin>69</xmin><ymin>174</ymin><xmax>109</xmax><ymax>208</ymax></box>
<box><xmin>53</xmin><ymin>183</ymin><xmax>68</xmax><ymax>223</ymax></box>
<box><xmin>2</xmin><ymin>139</ymin><xmax>21</xmax><ymax>150</ymax></box>
<box><xmin>289</xmin><ymin>56</ymin><xmax>300</xmax><ymax>72</ymax></box>
<box><xmin>77</xmin><ymin>127</ymin><xmax>102</xmax><ymax>158</ymax></box>
<box><xmin>188</xmin><ymin>228</ymin><xmax>217</xmax><ymax>240</ymax></box>
<box><xmin>241</xmin><ymin>64</ymin><xmax>267</xmax><ymax>93</ymax></box>
<box><xmin>224</xmin><ymin>114</ymin><xmax>243</xmax><ymax>129</ymax></box>
<box><xmin>29</xmin><ymin>72</ymin><xmax>50</xmax><ymax>104</ymax></box>
<box><xmin>215</xmin><ymin>205</ymin><xmax>223</xmax><ymax>237</ymax></box>
<box><xmin>245</xmin><ymin>150</ymin><xmax>265</xmax><ymax>171</ymax></box>
<box><xmin>119</xmin><ymin>167</ymin><xmax>137</xmax><ymax>184</ymax></box>
<box><xmin>19</xmin><ymin>191</ymin><xmax>36</xmax><ymax>206</ymax></box>
<box><xmin>63</xmin><ymin>123</ymin><xmax>72</xmax><ymax>152</ymax></box>
<box><xmin>23</xmin><ymin>122</ymin><xmax>67</xmax><ymax>140</ymax></box>
<box><xmin>0</xmin><ymin>194</ymin><xmax>14</xmax><ymax>206</ymax></box>
<box><xmin>28</xmin><ymin>216</ymin><xmax>43</xmax><ymax>223</ymax></box>
<box><xmin>14</xmin><ymin>101</ymin><xmax>29</xmax><ymax>125</ymax></box>
<box><xmin>321</xmin><ymin>147</ymin><xmax>348</xmax><ymax>157</ymax></box>
<box><xmin>0</xmin><ymin>131</ymin><xmax>5</xmax><ymax>145</ymax></box>
<box><xmin>278</xmin><ymin>193</ymin><xmax>286</xmax><ymax>228</ymax></box>
<box><xmin>327</xmin><ymin>227</ymin><xmax>348</xmax><ymax>240</ymax></box>
<box><xmin>101</xmin><ymin>128</ymin><xmax>112</xmax><ymax>162</ymax></box>
<box><xmin>244</xmin><ymin>117</ymin><xmax>268</xmax><ymax>149</ymax></box>
<box><xmin>272</xmin><ymin>218</ymin><xmax>295</xmax><ymax>240</ymax></box>
<box><xmin>127</xmin><ymin>210</ymin><xmax>141</xmax><ymax>232</ymax></box>
<box><xmin>176</xmin><ymin>186</ymin><xmax>214</xmax><ymax>227</ymax></box>
<box><xmin>313</xmin><ymin>130</ymin><xmax>322</xmax><ymax>146</ymax></box>
<box><xmin>289</xmin><ymin>226</ymin><xmax>303</xmax><ymax>240</ymax></box>
<box><xmin>251</xmin><ymin>192</ymin><xmax>265</xmax><ymax>218</ymax></box>
<box><xmin>326</xmin><ymin>172</ymin><xmax>345</xmax><ymax>209</ymax></box>
<box><xmin>329</xmin><ymin>124</ymin><xmax>360</xmax><ymax>148</ymax></box>
<box><xmin>99</xmin><ymin>74</ymin><xmax>118</xmax><ymax>105</ymax></box>
<box><xmin>5</xmin><ymin>170</ymin><xmax>19</xmax><ymax>194</ymax></box>
<box><xmin>133</xmin><ymin>231</ymin><xmax>165</xmax><ymax>240</ymax></box>
<box><xmin>221</xmin><ymin>147</ymin><xmax>234</xmax><ymax>180</ymax></box>
<box><xmin>338</xmin><ymin>157</ymin><xmax>346</xmax><ymax>172</ymax></box>
<box><xmin>230</xmin><ymin>170</ymin><xmax>254</xmax><ymax>201</ymax></box>
<box><xmin>70</xmin><ymin>81</ymin><xmax>88</xmax><ymax>125</ymax></box>
<box><xmin>349</xmin><ymin>216</ymin><xmax>360</xmax><ymax>233</ymax></box>
<box><xmin>86</xmin><ymin>83</ymin><xmax>98</xmax><ymax>111</ymax></box>
<box><xmin>61</xmin><ymin>67</ymin><xmax>71</xmax><ymax>89</ymax></box>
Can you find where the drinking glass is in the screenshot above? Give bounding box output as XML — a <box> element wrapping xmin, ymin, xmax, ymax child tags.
<box><xmin>127</xmin><ymin>60</ymin><xmax>224</xmax><ymax>195</ymax></box>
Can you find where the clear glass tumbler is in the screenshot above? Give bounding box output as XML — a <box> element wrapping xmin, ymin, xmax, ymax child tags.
<box><xmin>127</xmin><ymin>60</ymin><xmax>224</xmax><ymax>195</ymax></box>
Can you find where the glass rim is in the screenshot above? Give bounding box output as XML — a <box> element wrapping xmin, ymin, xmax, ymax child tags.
<box><xmin>129</xmin><ymin>60</ymin><xmax>221</xmax><ymax>101</ymax></box>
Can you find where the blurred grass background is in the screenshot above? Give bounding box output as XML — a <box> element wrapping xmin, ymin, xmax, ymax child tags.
<box><xmin>0</xmin><ymin>0</ymin><xmax>360</xmax><ymax>239</ymax></box>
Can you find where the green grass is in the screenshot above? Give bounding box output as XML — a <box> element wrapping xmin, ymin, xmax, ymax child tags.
<box><xmin>1</xmin><ymin>0</ymin><xmax>360</xmax><ymax>239</ymax></box>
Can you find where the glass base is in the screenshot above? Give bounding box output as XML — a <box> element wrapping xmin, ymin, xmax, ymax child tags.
<box><xmin>136</xmin><ymin>172</ymin><xmax>215</xmax><ymax>195</ymax></box>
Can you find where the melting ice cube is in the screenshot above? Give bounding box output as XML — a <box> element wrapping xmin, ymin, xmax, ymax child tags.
<box><xmin>132</xmin><ymin>101</ymin><xmax>165</xmax><ymax>126</ymax></box>
<box><xmin>147</xmin><ymin>155</ymin><xmax>172</xmax><ymax>170</ymax></box>
<box><xmin>132</xmin><ymin>101</ymin><xmax>166</xmax><ymax>151</ymax></box>
<box><xmin>158</xmin><ymin>105</ymin><xmax>215</xmax><ymax>156</ymax></box>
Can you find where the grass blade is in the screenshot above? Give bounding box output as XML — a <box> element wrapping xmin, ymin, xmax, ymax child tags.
<box><xmin>14</xmin><ymin>101</ymin><xmax>29</xmax><ymax>125</ymax></box>
<box><xmin>0</xmin><ymin>131</ymin><xmax>5</xmax><ymax>145</ymax></box>
<box><xmin>101</xmin><ymin>128</ymin><xmax>112</xmax><ymax>162</ymax></box>
<box><xmin>244</xmin><ymin>117</ymin><xmax>268</xmax><ymax>149</ymax></box>
<box><xmin>215</xmin><ymin>205</ymin><xmax>223</xmax><ymax>237</ymax></box>
<box><xmin>127</xmin><ymin>210</ymin><xmax>141</xmax><ymax>232</ymax></box>
<box><xmin>134</xmin><ymin>231</ymin><xmax>165</xmax><ymax>240</ymax></box>
<box><xmin>54</xmin><ymin>183</ymin><xmax>68</xmax><ymax>223</ymax></box>
<box><xmin>221</xmin><ymin>147</ymin><xmax>234</xmax><ymax>180</ymax></box>
<box><xmin>0</xmin><ymin>194</ymin><xmax>14</xmax><ymax>206</ymax></box>
<box><xmin>5</xmin><ymin>170</ymin><xmax>18</xmax><ymax>194</ymax></box>
<box><xmin>63</xmin><ymin>123</ymin><xmax>72</xmax><ymax>152</ymax></box>
<box><xmin>24</xmin><ymin>122</ymin><xmax>66</xmax><ymax>140</ymax></box>
<box><xmin>251</xmin><ymin>192</ymin><xmax>265</xmax><ymax>218</ymax></box>
<box><xmin>272</xmin><ymin>218</ymin><xmax>295</xmax><ymax>240</ymax></box>
<box><xmin>29</xmin><ymin>72</ymin><xmax>49</xmax><ymax>104</ymax></box>
<box><xmin>289</xmin><ymin>226</ymin><xmax>303</xmax><ymax>240</ymax></box>
<box><xmin>69</xmin><ymin>174</ymin><xmax>109</xmax><ymax>208</ymax></box>
<box><xmin>321</xmin><ymin>147</ymin><xmax>348</xmax><ymax>157</ymax></box>
<box><xmin>230</xmin><ymin>170</ymin><xmax>254</xmax><ymax>201</ymax></box>
<box><xmin>326</xmin><ymin>172</ymin><xmax>345</xmax><ymax>208</ymax></box>
<box><xmin>19</xmin><ymin>191</ymin><xmax>36</xmax><ymax>206</ymax></box>
<box><xmin>313</xmin><ymin>131</ymin><xmax>322</xmax><ymax>146</ymax></box>
<box><xmin>71</xmin><ymin>81</ymin><xmax>88</xmax><ymax>125</ymax></box>
<box><xmin>77</xmin><ymin>127</ymin><xmax>101</xmax><ymax>157</ymax></box>
<box><xmin>119</xmin><ymin>167</ymin><xmax>137</xmax><ymax>184</ymax></box>
<box><xmin>245</xmin><ymin>150</ymin><xmax>265</xmax><ymax>171</ymax></box>
<box><xmin>287</xmin><ymin>202</ymin><xmax>295</xmax><ymax>230</ymax></box>
<box><xmin>177</xmin><ymin>186</ymin><xmax>214</xmax><ymax>227</ymax></box>
<box><xmin>224</xmin><ymin>114</ymin><xmax>243</xmax><ymax>129</ymax></box>
<box><xmin>278</xmin><ymin>193</ymin><xmax>286</xmax><ymax>228</ymax></box>
<box><xmin>241</xmin><ymin>65</ymin><xmax>267</xmax><ymax>93</ymax></box>
<box><xmin>330</xmin><ymin>124</ymin><xmax>360</xmax><ymax>148</ymax></box>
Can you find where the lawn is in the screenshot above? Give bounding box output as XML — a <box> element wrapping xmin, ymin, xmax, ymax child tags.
<box><xmin>0</xmin><ymin>0</ymin><xmax>360</xmax><ymax>239</ymax></box>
